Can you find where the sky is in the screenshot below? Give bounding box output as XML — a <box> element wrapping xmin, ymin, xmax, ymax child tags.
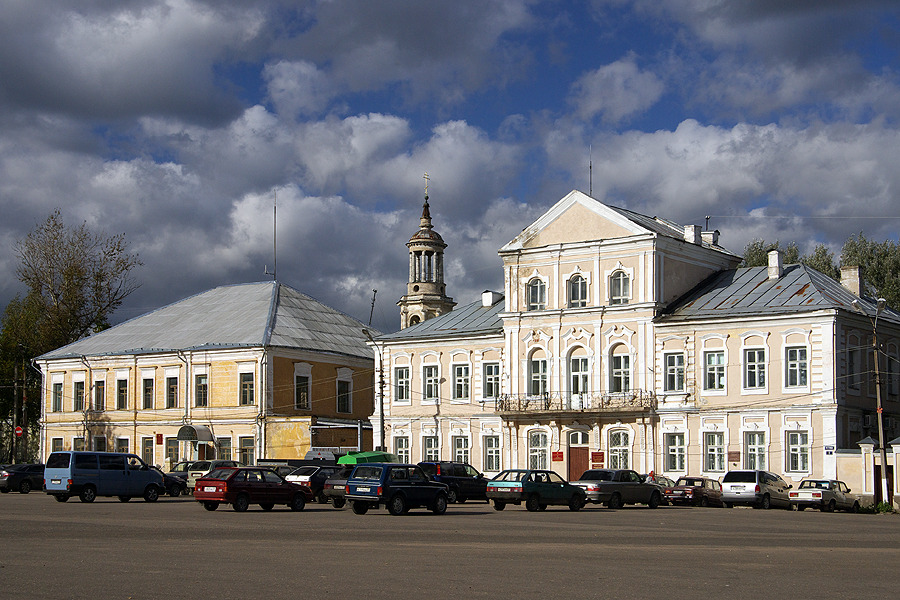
<box><xmin>1</xmin><ymin>0</ymin><xmax>900</xmax><ymax>336</ymax></box>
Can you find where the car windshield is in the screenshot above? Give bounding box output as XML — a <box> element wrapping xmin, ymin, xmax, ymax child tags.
<box><xmin>291</xmin><ymin>466</ymin><xmax>318</xmax><ymax>476</ymax></box>
<box><xmin>723</xmin><ymin>471</ymin><xmax>756</xmax><ymax>483</ymax></box>
<box><xmin>170</xmin><ymin>462</ymin><xmax>190</xmax><ymax>473</ymax></box>
<box><xmin>579</xmin><ymin>470</ymin><xmax>613</xmax><ymax>481</ymax></box>
<box><xmin>493</xmin><ymin>471</ymin><xmax>527</xmax><ymax>482</ymax></box>
<box><xmin>46</xmin><ymin>453</ymin><xmax>70</xmax><ymax>469</ymax></box>
<box><xmin>419</xmin><ymin>463</ymin><xmax>438</xmax><ymax>476</ymax></box>
<box><xmin>800</xmin><ymin>480</ymin><xmax>830</xmax><ymax>489</ymax></box>
<box><xmin>352</xmin><ymin>466</ymin><xmax>384</xmax><ymax>481</ymax></box>
<box><xmin>203</xmin><ymin>468</ymin><xmax>234</xmax><ymax>480</ymax></box>
<box><xmin>191</xmin><ymin>461</ymin><xmax>211</xmax><ymax>471</ymax></box>
<box><xmin>677</xmin><ymin>478</ymin><xmax>703</xmax><ymax>487</ymax></box>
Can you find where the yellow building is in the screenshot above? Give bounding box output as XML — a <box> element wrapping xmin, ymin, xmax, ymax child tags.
<box><xmin>37</xmin><ymin>281</ymin><xmax>375</xmax><ymax>467</ymax></box>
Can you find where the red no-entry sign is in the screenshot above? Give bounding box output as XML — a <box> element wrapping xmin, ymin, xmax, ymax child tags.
<box><xmin>14</xmin><ymin>426</ymin><xmax>23</xmax><ymax>437</ymax></box>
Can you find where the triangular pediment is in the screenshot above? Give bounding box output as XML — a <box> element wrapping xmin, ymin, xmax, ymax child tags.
<box><xmin>500</xmin><ymin>190</ymin><xmax>654</xmax><ymax>252</ymax></box>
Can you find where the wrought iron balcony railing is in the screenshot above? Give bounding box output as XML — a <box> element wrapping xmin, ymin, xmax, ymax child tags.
<box><xmin>496</xmin><ymin>390</ymin><xmax>656</xmax><ymax>414</ymax></box>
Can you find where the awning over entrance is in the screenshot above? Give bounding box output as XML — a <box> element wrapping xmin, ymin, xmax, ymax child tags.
<box><xmin>177</xmin><ymin>424</ymin><xmax>214</xmax><ymax>442</ymax></box>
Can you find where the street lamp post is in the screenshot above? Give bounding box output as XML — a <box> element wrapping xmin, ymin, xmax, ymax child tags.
<box><xmin>363</xmin><ymin>329</ymin><xmax>385</xmax><ymax>452</ymax></box>
<box><xmin>852</xmin><ymin>297</ymin><xmax>890</xmax><ymax>505</ymax></box>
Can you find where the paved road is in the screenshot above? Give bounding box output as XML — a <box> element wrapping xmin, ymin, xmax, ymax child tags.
<box><xmin>2</xmin><ymin>493</ymin><xmax>899</xmax><ymax>599</ymax></box>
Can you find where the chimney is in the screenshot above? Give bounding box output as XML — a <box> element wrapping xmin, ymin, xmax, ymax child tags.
<box><xmin>482</xmin><ymin>290</ymin><xmax>503</xmax><ymax>307</ymax></box>
<box><xmin>700</xmin><ymin>230</ymin><xmax>719</xmax><ymax>246</ymax></box>
<box><xmin>841</xmin><ymin>266</ymin><xmax>863</xmax><ymax>296</ymax></box>
<box><xmin>767</xmin><ymin>250</ymin><xmax>783</xmax><ymax>280</ymax></box>
<box><xmin>684</xmin><ymin>225</ymin><xmax>701</xmax><ymax>244</ymax></box>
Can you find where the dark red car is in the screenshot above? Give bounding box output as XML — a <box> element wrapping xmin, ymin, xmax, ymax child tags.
<box><xmin>663</xmin><ymin>476</ymin><xmax>724</xmax><ymax>507</ymax></box>
<box><xmin>194</xmin><ymin>467</ymin><xmax>313</xmax><ymax>512</ymax></box>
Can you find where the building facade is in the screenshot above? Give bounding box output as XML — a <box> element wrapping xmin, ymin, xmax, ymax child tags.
<box><xmin>37</xmin><ymin>282</ymin><xmax>376</xmax><ymax>467</ymax></box>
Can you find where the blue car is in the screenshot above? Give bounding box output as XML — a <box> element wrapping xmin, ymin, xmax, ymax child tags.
<box><xmin>345</xmin><ymin>463</ymin><xmax>449</xmax><ymax>515</ymax></box>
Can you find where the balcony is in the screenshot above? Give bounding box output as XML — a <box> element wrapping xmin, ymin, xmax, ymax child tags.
<box><xmin>496</xmin><ymin>390</ymin><xmax>656</xmax><ymax>416</ymax></box>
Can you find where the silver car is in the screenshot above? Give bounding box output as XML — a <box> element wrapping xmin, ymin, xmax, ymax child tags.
<box><xmin>721</xmin><ymin>470</ymin><xmax>792</xmax><ymax>509</ymax></box>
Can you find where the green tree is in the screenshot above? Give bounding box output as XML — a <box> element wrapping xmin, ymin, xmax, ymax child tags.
<box><xmin>741</xmin><ymin>239</ymin><xmax>800</xmax><ymax>267</ymax></box>
<box><xmin>801</xmin><ymin>244</ymin><xmax>840</xmax><ymax>280</ymax></box>
<box><xmin>841</xmin><ymin>233</ymin><xmax>900</xmax><ymax>309</ymax></box>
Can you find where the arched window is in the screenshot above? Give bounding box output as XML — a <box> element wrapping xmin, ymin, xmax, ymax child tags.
<box><xmin>526</xmin><ymin>278</ymin><xmax>546</xmax><ymax>311</ymax></box>
<box><xmin>609</xmin><ymin>430</ymin><xmax>630</xmax><ymax>469</ymax></box>
<box><xmin>569</xmin><ymin>431</ymin><xmax>589</xmax><ymax>445</ymax></box>
<box><xmin>609</xmin><ymin>270</ymin><xmax>630</xmax><ymax>305</ymax></box>
<box><xmin>568</xmin><ymin>275</ymin><xmax>587</xmax><ymax>308</ymax></box>
<box><xmin>528</xmin><ymin>430</ymin><xmax>549</xmax><ymax>469</ymax></box>
<box><xmin>569</xmin><ymin>352</ymin><xmax>589</xmax><ymax>408</ymax></box>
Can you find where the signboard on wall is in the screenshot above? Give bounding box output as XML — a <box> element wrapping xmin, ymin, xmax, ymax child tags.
<box><xmin>551</xmin><ymin>451</ymin><xmax>564</xmax><ymax>462</ymax></box>
<box><xmin>728</xmin><ymin>451</ymin><xmax>741</xmax><ymax>463</ymax></box>
<box><xmin>591</xmin><ymin>451</ymin><xmax>605</xmax><ymax>467</ymax></box>
<box><xmin>156</xmin><ymin>433</ymin><xmax>163</xmax><ymax>445</ymax></box>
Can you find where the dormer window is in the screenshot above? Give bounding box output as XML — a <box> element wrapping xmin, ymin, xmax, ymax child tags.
<box><xmin>568</xmin><ymin>275</ymin><xmax>587</xmax><ymax>308</ymax></box>
<box><xmin>527</xmin><ymin>278</ymin><xmax>546</xmax><ymax>311</ymax></box>
<box><xmin>609</xmin><ymin>270</ymin><xmax>630</xmax><ymax>305</ymax></box>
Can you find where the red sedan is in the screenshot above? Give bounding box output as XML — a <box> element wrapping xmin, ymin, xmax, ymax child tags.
<box><xmin>194</xmin><ymin>467</ymin><xmax>313</xmax><ymax>512</ymax></box>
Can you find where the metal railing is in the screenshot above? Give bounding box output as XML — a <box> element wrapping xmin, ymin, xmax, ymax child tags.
<box><xmin>496</xmin><ymin>390</ymin><xmax>656</xmax><ymax>413</ymax></box>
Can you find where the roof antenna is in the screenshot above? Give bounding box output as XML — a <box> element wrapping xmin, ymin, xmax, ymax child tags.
<box><xmin>705</xmin><ymin>215</ymin><xmax>710</xmax><ymax>230</ymax></box>
<box><xmin>264</xmin><ymin>190</ymin><xmax>277</xmax><ymax>280</ymax></box>
<box><xmin>368</xmin><ymin>289</ymin><xmax>377</xmax><ymax>326</ymax></box>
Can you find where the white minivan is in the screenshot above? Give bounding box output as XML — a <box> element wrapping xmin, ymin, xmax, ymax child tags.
<box><xmin>44</xmin><ymin>451</ymin><xmax>164</xmax><ymax>503</ymax></box>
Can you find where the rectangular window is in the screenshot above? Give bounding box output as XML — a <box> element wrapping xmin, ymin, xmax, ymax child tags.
<box><xmin>704</xmin><ymin>351</ymin><xmax>726</xmax><ymax>390</ymax></box>
<box><xmin>337</xmin><ymin>380</ymin><xmax>352</xmax><ymax>413</ymax></box>
<box><xmin>195</xmin><ymin>374</ymin><xmax>208</xmax><ymax>407</ymax></box>
<box><xmin>568</xmin><ymin>276</ymin><xmax>587</xmax><ymax>308</ymax></box>
<box><xmin>744</xmin><ymin>349</ymin><xmax>766</xmax><ymax>389</ymax></box>
<box><xmin>395</xmin><ymin>436</ymin><xmax>410</xmax><ymax>463</ymax></box>
<box><xmin>453</xmin><ymin>365</ymin><xmax>470</xmax><ymax>401</ymax></box>
<box><xmin>665</xmin><ymin>432</ymin><xmax>685</xmax><ymax>471</ymax></box>
<box><xmin>664</xmin><ymin>353</ymin><xmax>685</xmax><ymax>392</ymax></box>
<box><xmin>52</xmin><ymin>383</ymin><xmax>63</xmax><ymax>412</ymax></box>
<box><xmin>165</xmin><ymin>438</ymin><xmax>179</xmax><ymax>463</ymax></box>
<box><xmin>93</xmin><ymin>436</ymin><xmax>107</xmax><ymax>452</ymax></box>
<box><xmin>295</xmin><ymin>375</ymin><xmax>310</xmax><ymax>409</ymax></box>
<box><xmin>529</xmin><ymin>359</ymin><xmax>547</xmax><ymax>396</ymax></box>
<box><xmin>239</xmin><ymin>372</ymin><xmax>254</xmax><ymax>406</ymax></box>
<box><xmin>704</xmin><ymin>432</ymin><xmax>725</xmax><ymax>472</ymax></box>
<box><xmin>74</xmin><ymin>381</ymin><xmax>85</xmax><ymax>412</ymax></box>
<box><xmin>216</xmin><ymin>437</ymin><xmax>232</xmax><ymax>461</ymax></box>
<box><xmin>785</xmin><ymin>347</ymin><xmax>808</xmax><ymax>387</ymax></box>
<box><xmin>141</xmin><ymin>437</ymin><xmax>154</xmax><ymax>465</ymax></box>
<box><xmin>166</xmin><ymin>376</ymin><xmax>178</xmax><ymax>409</ymax></box>
<box><xmin>423</xmin><ymin>436</ymin><xmax>439</xmax><ymax>461</ymax></box>
<box><xmin>423</xmin><ymin>365</ymin><xmax>439</xmax><ymax>403</ymax></box>
<box><xmin>93</xmin><ymin>380</ymin><xmax>105</xmax><ymax>411</ymax></box>
<box><xmin>142</xmin><ymin>378</ymin><xmax>154</xmax><ymax>409</ymax></box>
<box><xmin>611</xmin><ymin>355</ymin><xmax>630</xmax><ymax>393</ymax></box>
<box><xmin>452</xmin><ymin>436</ymin><xmax>469</xmax><ymax>464</ymax></box>
<box><xmin>116</xmin><ymin>379</ymin><xmax>127</xmax><ymax>410</ymax></box>
<box><xmin>73</xmin><ymin>437</ymin><xmax>85</xmax><ymax>452</ymax></box>
<box><xmin>483</xmin><ymin>363</ymin><xmax>500</xmax><ymax>399</ymax></box>
<box><xmin>787</xmin><ymin>431</ymin><xmax>809</xmax><ymax>472</ymax></box>
<box><xmin>527</xmin><ymin>280</ymin><xmax>546</xmax><ymax>311</ymax></box>
<box><xmin>484</xmin><ymin>436</ymin><xmax>501</xmax><ymax>472</ymax></box>
<box><xmin>888</xmin><ymin>352</ymin><xmax>898</xmax><ymax>396</ymax></box>
<box><xmin>570</xmin><ymin>357</ymin><xmax>589</xmax><ymax>398</ymax></box>
<box><xmin>528</xmin><ymin>431</ymin><xmax>549</xmax><ymax>470</ymax></box>
<box><xmin>848</xmin><ymin>348</ymin><xmax>861</xmax><ymax>390</ymax></box>
<box><xmin>239</xmin><ymin>437</ymin><xmax>255</xmax><ymax>465</ymax></box>
<box><xmin>51</xmin><ymin>438</ymin><xmax>64</xmax><ymax>453</ymax></box>
<box><xmin>394</xmin><ymin>367</ymin><xmax>410</xmax><ymax>403</ymax></box>
<box><xmin>115</xmin><ymin>438</ymin><xmax>129</xmax><ymax>453</ymax></box>
<box><xmin>744</xmin><ymin>432</ymin><xmax>766</xmax><ymax>470</ymax></box>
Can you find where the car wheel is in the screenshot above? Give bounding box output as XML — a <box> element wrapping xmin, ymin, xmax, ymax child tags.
<box><xmin>568</xmin><ymin>494</ymin><xmax>585</xmax><ymax>512</ymax></box>
<box><xmin>232</xmin><ymin>494</ymin><xmax>250</xmax><ymax>512</ymax></box>
<box><xmin>850</xmin><ymin>501</ymin><xmax>860</xmax><ymax>513</ymax></box>
<box><xmin>525</xmin><ymin>494</ymin><xmax>541</xmax><ymax>512</ymax></box>
<box><xmin>168</xmin><ymin>484</ymin><xmax>183</xmax><ymax>498</ymax></box>
<box><xmin>431</xmin><ymin>493</ymin><xmax>448</xmax><ymax>515</ymax></box>
<box><xmin>492</xmin><ymin>500</ymin><xmax>506</xmax><ymax>511</ymax></box>
<box><xmin>19</xmin><ymin>480</ymin><xmax>31</xmax><ymax>494</ymax></box>
<box><xmin>260</xmin><ymin>502</ymin><xmax>275</xmax><ymax>511</ymax></box>
<box><xmin>203</xmin><ymin>501</ymin><xmax>219</xmax><ymax>511</ymax></box>
<box><xmin>760</xmin><ymin>494</ymin><xmax>771</xmax><ymax>510</ymax></box>
<box><xmin>388</xmin><ymin>494</ymin><xmax>407</xmax><ymax>516</ymax></box>
<box><xmin>117</xmin><ymin>496</ymin><xmax>131</xmax><ymax>502</ymax></box>
<box><xmin>723</xmin><ymin>502</ymin><xmax>732</xmax><ymax>508</ymax></box>
<box><xmin>351</xmin><ymin>500</ymin><xmax>369</xmax><ymax>515</ymax></box>
<box><xmin>316</xmin><ymin>491</ymin><xmax>328</xmax><ymax>504</ymax></box>
<box><xmin>290</xmin><ymin>493</ymin><xmax>306</xmax><ymax>512</ymax></box>
<box><xmin>648</xmin><ymin>492</ymin><xmax>661</xmax><ymax>509</ymax></box>
<box><xmin>79</xmin><ymin>486</ymin><xmax>97</xmax><ymax>503</ymax></box>
<box><xmin>457</xmin><ymin>496</ymin><xmax>467</xmax><ymax>503</ymax></box>
<box><xmin>607</xmin><ymin>493</ymin><xmax>623</xmax><ymax>510</ymax></box>
<box><xmin>54</xmin><ymin>494</ymin><xmax>70</xmax><ymax>502</ymax></box>
<box><xmin>699</xmin><ymin>496</ymin><xmax>709</xmax><ymax>508</ymax></box>
<box><xmin>143</xmin><ymin>485</ymin><xmax>160</xmax><ymax>503</ymax></box>
<box><xmin>0</xmin><ymin>488</ymin><xmax>8</xmax><ymax>493</ymax></box>
<box><xmin>446</xmin><ymin>488</ymin><xmax>459</xmax><ymax>503</ymax></box>
<box><xmin>797</xmin><ymin>505</ymin><xmax>805</xmax><ymax>511</ymax></box>
<box><xmin>332</xmin><ymin>497</ymin><xmax>346</xmax><ymax>509</ymax></box>
<box><xmin>825</xmin><ymin>499</ymin><xmax>836</xmax><ymax>513</ymax></box>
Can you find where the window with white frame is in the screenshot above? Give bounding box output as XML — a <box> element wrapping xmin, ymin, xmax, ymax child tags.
<box><xmin>484</xmin><ymin>435</ymin><xmax>501</xmax><ymax>472</ymax></box>
<box><xmin>888</xmin><ymin>347</ymin><xmax>898</xmax><ymax>397</ymax></box>
<box><xmin>483</xmin><ymin>363</ymin><xmax>500</xmax><ymax>400</ymax></box>
<box><xmin>195</xmin><ymin>374</ymin><xmax>208</xmax><ymax>407</ymax></box>
<box><xmin>570</xmin><ymin>356</ymin><xmax>589</xmax><ymax>399</ymax></box>
<box><xmin>395</xmin><ymin>436</ymin><xmax>410</xmax><ymax>463</ymax></box>
<box><xmin>73</xmin><ymin>437</ymin><xmax>85</xmax><ymax>452</ymax></box>
<box><xmin>609</xmin><ymin>430</ymin><xmax>630</xmax><ymax>469</ymax></box>
<box><xmin>704</xmin><ymin>351</ymin><xmax>725</xmax><ymax>390</ymax></box>
<box><xmin>743</xmin><ymin>349</ymin><xmax>766</xmax><ymax>390</ymax></box>
<box><xmin>165</xmin><ymin>438</ymin><xmax>179</xmax><ymax>463</ymax></box>
<box><xmin>453</xmin><ymin>436</ymin><xmax>470</xmax><ymax>463</ymax></box>
<box><xmin>423</xmin><ymin>436</ymin><xmax>439</xmax><ymax>461</ymax></box>
<box><xmin>74</xmin><ymin>380</ymin><xmax>85</xmax><ymax>412</ymax></box>
<box><xmin>93</xmin><ymin>378</ymin><xmax>105</xmax><ymax>411</ymax></box>
<box><xmin>336</xmin><ymin>379</ymin><xmax>352</xmax><ymax>414</ymax></box>
<box><xmin>609</xmin><ymin>270</ymin><xmax>630</xmax><ymax>305</ymax></box>
<box><xmin>142</xmin><ymin>377</ymin><xmax>153</xmax><ymax>409</ymax></box>
<box><xmin>394</xmin><ymin>367</ymin><xmax>410</xmax><ymax>403</ymax></box>
<box><xmin>295</xmin><ymin>375</ymin><xmax>310</xmax><ymax>410</ymax></box>
<box><xmin>664</xmin><ymin>353</ymin><xmax>685</xmax><ymax>392</ymax></box>
<box><xmin>239</xmin><ymin>372</ymin><xmax>254</xmax><ymax>406</ymax></box>
<box><xmin>665</xmin><ymin>432</ymin><xmax>686</xmax><ymax>471</ymax></box>
<box><xmin>704</xmin><ymin>432</ymin><xmax>725</xmax><ymax>472</ymax></box>
<box><xmin>787</xmin><ymin>431</ymin><xmax>809</xmax><ymax>472</ymax></box>
<box><xmin>141</xmin><ymin>437</ymin><xmax>154</xmax><ymax>464</ymax></box>
<box><xmin>529</xmin><ymin>358</ymin><xmax>547</xmax><ymax>396</ymax></box>
<box><xmin>744</xmin><ymin>431</ymin><xmax>766</xmax><ymax>469</ymax></box>
<box><xmin>116</xmin><ymin>379</ymin><xmax>127</xmax><ymax>410</ymax></box>
<box><xmin>166</xmin><ymin>376</ymin><xmax>178</xmax><ymax>408</ymax></box>
<box><xmin>526</xmin><ymin>278</ymin><xmax>546</xmax><ymax>311</ymax></box>
<box><xmin>568</xmin><ymin>275</ymin><xmax>587</xmax><ymax>308</ymax></box>
<box><xmin>423</xmin><ymin>365</ymin><xmax>439</xmax><ymax>403</ymax></box>
<box><xmin>528</xmin><ymin>431</ymin><xmax>549</xmax><ymax>469</ymax></box>
<box><xmin>239</xmin><ymin>437</ymin><xmax>255</xmax><ymax>465</ymax></box>
<box><xmin>51</xmin><ymin>438</ymin><xmax>64</xmax><ymax>453</ymax></box>
<box><xmin>785</xmin><ymin>347</ymin><xmax>808</xmax><ymax>388</ymax></box>
<box><xmin>93</xmin><ymin>436</ymin><xmax>107</xmax><ymax>452</ymax></box>
<box><xmin>52</xmin><ymin>382</ymin><xmax>63</xmax><ymax>412</ymax></box>
<box><xmin>847</xmin><ymin>337</ymin><xmax>861</xmax><ymax>390</ymax></box>
<box><xmin>217</xmin><ymin>437</ymin><xmax>232</xmax><ymax>460</ymax></box>
<box><xmin>115</xmin><ymin>438</ymin><xmax>129</xmax><ymax>453</ymax></box>
<box><xmin>453</xmin><ymin>364</ymin><xmax>470</xmax><ymax>401</ymax></box>
<box><xmin>611</xmin><ymin>349</ymin><xmax>630</xmax><ymax>393</ymax></box>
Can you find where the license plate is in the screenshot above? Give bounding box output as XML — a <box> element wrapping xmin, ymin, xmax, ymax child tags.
<box><xmin>356</xmin><ymin>486</ymin><xmax>370</xmax><ymax>492</ymax></box>
<box><xmin>732</xmin><ymin>485</ymin><xmax>745</xmax><ymax>490</ymax></box>
<box><xmin>204</xmin><ymin>486</ymin><xmax>216</xmax><ymax>492</ymax></box>
<box><xmin>51</xmin><ymin>479</ymin><xmax>61</xmax><ymax>485</ymax></box>
<box><xmin>334</xmin><ymin>485</ymin><xmax>345</xmax><ymax>490</ymax></box>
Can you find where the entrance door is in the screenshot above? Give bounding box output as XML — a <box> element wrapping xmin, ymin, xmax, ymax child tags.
<box><xmin>568</xmin><ymin>431</ymin><xmax>590</xmax><ymax>481</ymax></box>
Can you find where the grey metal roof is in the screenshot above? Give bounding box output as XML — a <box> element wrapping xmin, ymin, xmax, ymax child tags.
<box><xmin>377</xmin><ymin>296</ymin><xmax>505</xmax><ymax>342</ymax></box>
<box><xmin>39</xmin><ymin>281</ymin><xmax>376</xmax><ymax>360</ymax></box>
<box><xmin>659</xmin><ymin>264</ymin><xmax>900</xmax><ymax>323</ymax></box>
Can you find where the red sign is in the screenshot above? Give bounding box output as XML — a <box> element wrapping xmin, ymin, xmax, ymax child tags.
<box><xmin>156</xmin><ymin>433</ymin><xmax>163</xmax><ymax>445</ymax></box>
<box><xmin>14</xmin><ymin>426</ymin><xmax>23</xmax><ymax>437</ymax></box>
<box><xmin>591</xmin><ymin>451</ymin><xmax>605</xmax><ymax>467</ymax></box>
<box><xmin>551</xmin><ymin>451</ymin><xmax>564</xmax><ymax>462</ymax></box>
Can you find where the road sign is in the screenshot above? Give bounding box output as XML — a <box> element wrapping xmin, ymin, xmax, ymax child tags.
<box><xmin>14</xmin><ymin>426</ymin><xmax>23</xmax><ymax>437</ymax></box>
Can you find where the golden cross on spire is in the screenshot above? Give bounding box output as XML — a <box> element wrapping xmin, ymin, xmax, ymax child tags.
<box><xmin>423</xmin><ymin>172</ymin><xmax>430</xmax><ymax>196</ymax></box>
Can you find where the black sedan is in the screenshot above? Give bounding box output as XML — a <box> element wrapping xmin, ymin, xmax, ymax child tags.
<box><xmin>0</xmin><ymin>464</ymin><xmax>45</xmax><ymax>494</ymax></box>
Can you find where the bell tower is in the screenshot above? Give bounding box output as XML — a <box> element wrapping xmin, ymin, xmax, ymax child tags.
<box><xmin>397</xmin><ymin>175</ymin><xmax>455</xmax><ymax>329</ymax></box>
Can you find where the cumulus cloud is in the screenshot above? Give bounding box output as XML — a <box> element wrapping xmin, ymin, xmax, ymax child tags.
<box><xmin>569</xmin><ymin>56</ymin><xmax>665</xmax><ymax>124</ymax></box>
